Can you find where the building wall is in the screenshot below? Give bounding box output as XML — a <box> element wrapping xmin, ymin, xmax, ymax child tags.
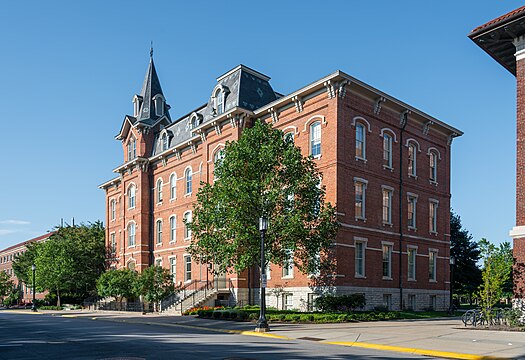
<box><xmin>102</xmin><ymin>68</ymin><xmax>459</xmax><ymax>311</ymax></box>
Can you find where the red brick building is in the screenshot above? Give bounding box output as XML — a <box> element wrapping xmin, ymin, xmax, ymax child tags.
<box><xmin>470</xmin><ymin>6</ymin><xmax>525</xmax><ymax>307</ymax></box>
<box><xmin>100</xmin><ymin>55</ymin><xmax>462</xmax><ymax>311</ymax></box>
<box><xmin>0</xmin><ymin>233</ymin><xmax>52</xmax><ymax>304</ymax></box>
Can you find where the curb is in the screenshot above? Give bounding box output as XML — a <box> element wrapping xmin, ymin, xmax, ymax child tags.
<box><xmin>0</xmin><ymin>310</ymin><xmax>43</xmax><ymax>315</ymax></box>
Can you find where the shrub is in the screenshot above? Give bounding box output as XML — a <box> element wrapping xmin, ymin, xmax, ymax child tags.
<box><xmin>314</xmin><ymin>294</ymin><xmax>366</xmax><ymax>312</ymax></box>
<box><xmin>212</xmin><ymin>311</ymin><xmax>222</xmax><ymax>319</ymax></box>
<box><xmin>248</xmin><ymin>312</ymin><xmax>259</xmax><ymax>321</ymax></box>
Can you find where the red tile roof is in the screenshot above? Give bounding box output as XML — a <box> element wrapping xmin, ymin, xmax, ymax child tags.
<box><xmin>471</xmin><ymin>5</ymin><xmax>525</xmax><ymax>34</ymax></box>
<box><xmin>0</xmin><ymin>232</ymin><xmax>55</xmax><ymax>253</ymax></box>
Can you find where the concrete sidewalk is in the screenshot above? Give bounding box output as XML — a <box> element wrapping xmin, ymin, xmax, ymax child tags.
<box><xmin>4</xmin><ymin>309</ymin><xmax>524</xmax><ymax>359</ymax></box>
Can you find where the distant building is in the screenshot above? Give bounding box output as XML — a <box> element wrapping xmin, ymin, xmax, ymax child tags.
<box><xmin>0</xmin><ymin>233</ymin><xmax>52</xmax><ymax>304</ymax></box>
<box><xmin>470</xmin><ymin>5</ymin><xmax>525</xmax><ymax>307</ymax></box>
<box><xmin>100</xmin><ymin>54</ymin><xmax>461</xmax><ymax>312</ymax></box>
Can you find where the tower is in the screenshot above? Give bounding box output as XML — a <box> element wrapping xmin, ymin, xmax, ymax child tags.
<box><xmin>469</xmin><ymin>6</ymin><xmax>525</xmax><ymax>305</ymax></box>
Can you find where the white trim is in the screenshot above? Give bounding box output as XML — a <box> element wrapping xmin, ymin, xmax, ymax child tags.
<box><xmin>427</xmin><ymin>147</ymin><xmax>441</xmax><ymax>160</ymax></box>
<box><xmin>303</xmin><ymin>115</ymin><xmax>326</xmax><ymax>132</ymax></box>
<box><xmin>353</xmin><ymin>177</ymin><xmax>368</xmax><ymax>184</ymax></box>
<box><xmin>510</xmin><ymin>225</ymin><xmax>525</xmax><ymax>239</ymax></box>
<box><xmin>379</xmin><ymin>127</ymin><xmax>397</xmax><ymax>143</ymax></box>
<box><xmin>183</xmin><ymin>210</ymin><xmax>192</xmax><ymax>240</ymax></box>
<box><xmin>282</xmin><ymin>125</ymin><xmax>299</xmax><ymax>135</ymax></box>
<box><xmin>405</xmin><ymin>138</ymin><xmax>422</xmax><ymax>152</ymax></box>
<box><xmin>169</xmin><ymin>172</ymin><xmax>177</xmax><ymax>200</ymax></box>
<box><xmin>169</xmin><ymin>215</ymin><xmax>177</xmax><ymax>243</ymax></box>
<box><xmin>354</xmin><ymin>238</ymin><xmax>367</xmax><ymax>278</ymax></box>
<box><xmin>352</xmin><ymin>116</ymin><xmax>372</xmax><ymax>133</ymax></box>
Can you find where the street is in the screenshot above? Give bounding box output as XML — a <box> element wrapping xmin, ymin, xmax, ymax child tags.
<box><xmin>0</xmin><ymin>312</ymin><xmax>434</xmax><ymax>360</ymax></box>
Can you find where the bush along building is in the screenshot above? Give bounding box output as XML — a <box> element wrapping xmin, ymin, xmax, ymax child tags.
<box><xmin>469</xmin><ymin>5</ymin><xmax>525</xmax><ymax>311</ymax></box>
<box><xmin>100</xmin><ymin>53</ymin><xmax>462</xmax><ymax>312</ymax></box>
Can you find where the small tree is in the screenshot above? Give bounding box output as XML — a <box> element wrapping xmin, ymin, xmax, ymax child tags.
<box><xmin>97</xmin><ymin>269</ymin><xmax>138</xmax><ymax>308</ymax></box>
<box><xmin>188</xmin><ymin>120</ymin><xmax>339</xmax><ymax>278</ymax></box>
<box><xmin>478</xmin><ymin>238</ymin><xmax>513</xmax><ymax>316</ymax></box>
<box><xmin>135</xmin><ymin>266</ymin><xmax>175</xmax><ymax>312</ymax></box>
<box><xmin>0</xmin><ymin>271</ymin><xmax>13</xmax><ymax>304</ymax></box>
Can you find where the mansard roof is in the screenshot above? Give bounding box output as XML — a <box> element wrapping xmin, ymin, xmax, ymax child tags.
<box><xmin>136</xmin><ymin>57</ymin><xmax>171</xmax><ymax>125</ymax></box>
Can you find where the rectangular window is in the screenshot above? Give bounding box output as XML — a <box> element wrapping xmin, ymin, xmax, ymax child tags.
<box><xmin>408</xmin><ymin>195</ymin><xmax>417</xmax><ymax>229</ymax></box>
<box><xmin>355</xmin><ymin>240</ymin><xmax>366</xmax><ymax>277</ymax></box>
<box><xmin>408</xmin><ymin>144</ymin><xmax>416</xmax><ymax>177</ymax></box>
<box><xmin>184</xmin><ymin>255</ymin><xmax>192</xmax><ymax>282</ymax></box>
<box><xmin>408</xmin><ymin>248</ymin><xmax>416</xmax><ymax>280</ymax></box>
<box><xmin>110</xmin><ymin>200</ymin><xmax>116</xmax><ymax>221</ymax></box>
<box><xmin>356</xmin><ymin>124</ymin><xmax>365</xmax><ymax>158</ymax></box>
<box><xmin>310</xmin><ymin>122</ymin><xmax>321</xmax><ymax>157</ymax></box>
<box><xmin>382</xmin><ymin>244</ymin><xmax>392</xmax><ymax>278</ymax></box>
<box><xmin>429</xmin><ymin>251</ymin><xmax>437</xmax><ymax>281</ymax></box>
<box><xmin>110</xmin><ymin>233</ymin><xmax>116</xmax><ymax>255</ymax></box>
<box><xmin>383</xmin><ymin>134</ymin><xmax>392</xmax><ymax>168</ymax></box>
<box><xmin>383</xmin><ymin>294</ymin><xmax>392</xmax><ymax>310</ymax></box>
<box><xmin>429</xmin><ymin>295</ymin><xmax>437</xmax><ymax>310</ymax></box>
<box><xmin>170</xmin><ymin>257</ymin><xmax>176</xmax><ymax>282</ymax></box>
<box><xmin>170</xmin><ymin>216</ymin><xmax>176</xmax><ymax>242</ymax></box>
<box><xmin>429</xmin><ymin>201</ymin><xmax>438</xmax><ymax>233</ymax></box>
<box><xmin>282</xmin><ymin>251</ymin><xmax>294</xmax><ymax>278</ymax></box>
<box><xmin>156</xmin><ymin>220</ymin><xmax>162</xmax><ymax>245</ymax></box>
<box><xmin>354</xmin><ymin>181</ymin><xmax>366</xmax><ymax>219</ymax></box>
<box><xmin>284</xmin><ymin>293</ymin><xmax>294</xmax><ymax>310</ymax></box>
<box><xmin>430</xmin><ymin>153</ymin><xmax>437</xmax><ymax>181</ymax></box>
<box><xmin>382</xmin><ymin>188</ymin><xmax>392</xmax><ymax>224</ymax></box>
<box><xmin>155</xmin><ymin>258</ymin><xmax>162</xmax><ymax>267</ymax></box>
<box><xmin>408</xmin><ymin>294</ymin><xmax>416</xmax><ymax>310</ymax></box>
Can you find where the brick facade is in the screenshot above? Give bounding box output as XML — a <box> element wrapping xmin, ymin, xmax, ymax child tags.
<box><xmin>100</xmin><ymin>61</ymin><xmax>461</xmax><ymax>311</ymax></box>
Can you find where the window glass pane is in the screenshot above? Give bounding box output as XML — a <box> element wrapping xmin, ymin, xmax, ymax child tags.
<box><xmin>310</xmin><ymin>122</ymin><xmax>321</xmax><ymax>157</ymax></box>
<box><xmin>356</xmin><ymin>124</ymin><xmax>365</xmax><ymax>158</ymax></box>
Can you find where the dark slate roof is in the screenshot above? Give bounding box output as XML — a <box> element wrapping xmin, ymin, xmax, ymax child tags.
<box><xmin>136</xmin><ymin>57</ymin><xmax>171</xmax><ymax>125</ymax></box>
<box><xmin>151</xmin><ymin>65</ymin><xmax>277</xmax><ymax>156</ymax></box>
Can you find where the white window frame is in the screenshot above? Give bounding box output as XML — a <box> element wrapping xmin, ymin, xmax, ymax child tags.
<box><xmin>214</xmin><ymin>89</ymin><xmax>224</xmax><ymax>115</ymax></box>
<box><xmin>156</xmin><ymin>219</ymin><xmax>163</xmax><ymax>245</ymax></box>
<box><xmin>183</xmin><ymin>211</ymin><xmax>192</xmax><ymax>240</ymax></box>
<box><xmin>408</xmin><ymin>143</ymin><xmax>417</xmax><ymax>177</ymax></box>
<box><xmin>169</xmin><ymin>256</ymin><xmax>177</xmax><ymax>282</ymax></box>
<box><xmin>169</xmin><ymin>173</ymin><xmax>177</xmax><ymax>200</ymax></box>
<box><xmin>169</xmin><ymin>215</ymin><xmax>176</xmax><ymax>243</ymax></box>
<box><xmin>310</xmin><ymin>121</ymin><xmax>321</xmax><ymax>158</ymax></box>
<box><xmin>156</xmin><ymin>178</ymin><xmax>163</xmax><ymax>204</ymax></box>
<box><xmin>429</xmin><ymin>199</ymin><xmax>439</xmax><ymax>234</ymax></box>
<box><xmin>407</xmin><ymin>246</ymin><xmax>417</xmax><ymax>281</ymax></box>
<box><xmin>354</xmin><ymin>177</ymin><xmax>368</xmax><ymax>220</ymax></box>
<box><xmin>354</xmin><ymin>238</ymin><xmax>367</xmax><ymax>278</ymax></box>
<box><xmin>127</xmin><ymin>222</ymin><xmax>136</xmax><ymax>247</ymax></box>
<box><xmin>429</xmin><ymin>151</ymin><xmax>438</xmax><ymax>183</ymax></box>
<box><xmin>382</xmin><ymin>242</ymin><xmax>393</xmax><ymax>279</ymax></box>
<box><xmin>282</xmin><ymin>250</ymin><xmax>294</xmax><ymax>279</ymax></box>
<box><xmin>429</xmin><ymin>249</ymin><xmax>438</xmax><ymax>282</ymax></box>
<box><xmin>284</xmin><ymin>293</ymin><xmax>294</xmax><ymax>310</ymax></box>
<box><xmin>110</xmin><ymin>199</ymin><xmax>116</xmax><ymax>221</ymax></box>
<box><xmin>185</xmin><ymin>167</ymin><xmax>193</xmax><ymax>195</ymax></box>
<box><xmin>407</xmin><ymin>193</ymin><xmax>418</xmax><ymax>230</ymax></box>
<box><xmin>128</xmin><ymin>185</ymin><xmax>136</xmax><ymax>209</ymax></box>
<box><xmin>184</xmin><ymin>254</ymin><xmax>192</xmax><ymax>282</ymax></box>
<box><xmin>382</xmin><ymin>186</ymin><xmax>393</xmax><ymax>225</ymax></box>
<box><xmin>110</xmin><ymin>232</ymin><xmax>116</xmax><ymax>254</ymax></box>
<box><xmin>355</xmin><ymin>123</ymin><xmax>366</xmax><ymax>160</ymax></box>
<box><xmin>213</xmin><ymin>149</ymin><xmax>225</xmax><ymax>180</ymax></box>
<box><xmin>383</xmin><ymin>133</ymin><xmax>393</xmax><ymax>169</ymax></box>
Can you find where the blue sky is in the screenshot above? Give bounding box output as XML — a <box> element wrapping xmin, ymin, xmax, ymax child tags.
<box><xmin>0</xmin><ymin>0</ymin><xmax>521</xmax><ymax>249</ymax></box>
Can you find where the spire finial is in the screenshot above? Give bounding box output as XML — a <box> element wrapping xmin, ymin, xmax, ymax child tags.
<box><xmin>150</xmin><ymin>41</ymin><xmax>153</xmax><ymax>59</ymax></box>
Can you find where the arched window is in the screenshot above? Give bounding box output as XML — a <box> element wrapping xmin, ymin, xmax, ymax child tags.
<box><xmin>408</xmin><ymin>144</ymin><xmax>417</xmax><ymax>177</ymax></box>
<box><xmin>284</xmin><ymin>132</ymin><xmax>294</xmax><ymax>144</ymax></box>
<box><xmin>169</xmin><ymin>215</ymin><xmax>176</xmax><ymax>242</ymax></box>
<box><xmin>170</xmin><ymin>173</ymin><xmax>177</xmax><ymax>200</ymax></box>
<box><xmin>110</xmin><ymin>199</ymin><xmax>116</xmax><ymax>221</ymax></box>
<box><xmin>215</xmin><ymin>89</ymin><xmax>224</xmax><ymax>115</ymax></box>
<box><xmin>213</xmin><ymin>149</ymin><xmax>225</xmax><ymax>180</ymax></box>
<box><xmin>156</xmin><ymin>219</ymin><xmax>163</xmax><ymax>245</ymax></box>
<box><xmin>127</xmin><ymin>137</ymin><xmax>136</xmax><ymax>161</ymax></box>
<box><xmin>183</xmin><ymin>211</ymin><xmax>192</xmax><ymax>239</ymax></box>
<box><xmin>429</xmin><ymin>151</ymin><xmax>438</xmax><ymax>182</ymax></box>
<box><xmin>185</xmin><ymin>168</ymin><xmax>192</xmax><ymax>195</ymax></box>
<box><xmin>128</xmin><ymin>223</ymin><xmax>136</xmax><ymax>247</ymax></box>
<box><xmin>128</xmin><ymin>185</ymin><xmax>136</xmax><ymax>209</ymax></box>
<box><xmin>157</xmin><ymin>179</ymin><xmax>163</xmax><ymax>203</ymax></box>
<box><xmin>161</xmin><ymin>133</ymin><xmax>168</xmax><ymax>151</ymax></box>
<box><xmin>310</xmin><ymin>121</ymin><xmax>321</xmax><ymax>157</ymax></box>
<box><xmin>155</xmin><ymin>96</ymin><xmax>164</xmax><ymax>117</ymax></box>
<box><xmin>383</xmin><ymin>133</ymin><xmax>393</xmax><ymax>168</ymax></box>
<box><xmin>356</xmin><ymin>124</ymin><xmax>366</xmax><ymax>159</ymax></box>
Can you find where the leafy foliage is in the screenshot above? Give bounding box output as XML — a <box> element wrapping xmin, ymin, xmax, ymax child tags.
<box><xmin>314</xmin><ymin>294</ymin><xmax>366</xmax><ymax>312</ymax></box>
<box><xmin>134</xmin><ymin>266</ymin><xmax>175</xmax><ymax>310</ymax></box>
<box><xmin>96</xmin><ymin>268</ymin><xmax>138</xmax><ymax>303</ymax></box>
<box><xmin>0</xmin><ymin>271</ymin><xmax>14</xmax><ymax>300</ymax></box>
<box><xmin>188</xmin><ymin>120</ymin><xmax>339</xmax><ymax>277</ymax></box>
<box><xmin>478</xmin><ymin>238</ymin><xmax>513</xmax><ymax>312</ymax></box>
<box><xmin>12</xmin><ymin>222</ymin><xmax>106</xmax><ymax>306</ymax></box>
<box><xmin>450</xmin><ymin>212</ymin><xmax>482</xmax><ymax>301</ymax></box>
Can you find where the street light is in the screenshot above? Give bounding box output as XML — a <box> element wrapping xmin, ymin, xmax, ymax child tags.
<box><xmin>255</xmin><ymin>216</ymin><xmax>269</xmax><ymax>333</ymax></box>
<box><xmin>31</xmin><ymin>264</ymin><xmax>37</xmax><ymax>312</ymax></box>
<box><xmin>448</xmin><ymin>256</ymin><xmax>455</xmax><ymax>314</ymax></box>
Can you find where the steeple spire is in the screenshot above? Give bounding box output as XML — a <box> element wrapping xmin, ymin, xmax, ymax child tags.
<box><xmin>135</xmin><ymin>46</ymin><xmax>171</xmax><ymax>124</ymax></box>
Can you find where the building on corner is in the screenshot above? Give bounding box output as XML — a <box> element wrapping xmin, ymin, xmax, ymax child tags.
<box><xmin>99</xmin><ymin>54</ymin><xmax>462</xmax><ymax>312</ymax></box>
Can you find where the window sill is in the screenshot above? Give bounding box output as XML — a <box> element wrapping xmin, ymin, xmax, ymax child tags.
<box><xmin>354</xmin><ymin>274</ymin><xmax>366</xmax><ymax>279</ymax></box>
<box><xmin>430</xmin><ymin>231</ymin><xmax>438</xmax><ymax>236</ymax></box>
<box><xmin>408</xmin><ymin>279</ymin><xmax>417</xmax><ymax>282</ymax></box>
<box><xmin>429</xmin><ymin>279</ymin><xmax>437</xmax><ymax>283</ymax></box>
<box><xmin>408</xmin><ymin>174</ymin><xmax>418</xmax><ymax>180</ymax></box>
<box><xmin>169</xmin><ymin>240</ymin><xmax>176</xmax><ymax>244</ymax></box>
<box><xmin>383</xmin><ymin>165</ymin><xmax>393</xmax><ymax>172</ymax></box>
<box><xmin>312</xmin><ymin>154</ymin><xmax>322</xmax><ymax>160</ymax></box>
<box><xmin>429</xmin><ymin>180</ymin><xmax>438</xmax><ymax>186</ymax></box>
<box><xmin>156</xmin><ymin>202</ymin><xmax>163</xmax><ymax>206</ymax></box>
<box><xmin>355</xmin><ymin>217</ymin><xmax>367</xmax><ymax>222</ymax></box>
<box><xmin>170</xmin><ymin>198</ymin><xmax>177</xmax><ymax>202</ymax></box>
<box><xmin>382</xmin><ymin>221</ymin><xmax>393</xmax><ymax>227</ymax></box>
<box><xmin>184</xmin><ymin>193</ymin><xmax>192</xmax><ymax>198</ymax></box>
<box><xmin>281</xmin><ymin>275</ymin><xmax>294</xmax><ymax>280</ymax></box>
<box><xmin>156</xmin><ymin>243</ymin><xmax>162</xmax><ymax>247</ymax></box>
<box><xmin>408</xmin><ymin>226</ymin><xmax>417</xmax><ymax>231</ymax></box>
<box><xmin>355</xmin><ymin>156</ymin><xmax>367</xmax><ymax>163</ymax></box>
<box><xmin>382</xmin><ymin>276</ymin><xmax>393</xmax><ymax>281</ymax></box>
<box><xmin>184</xmin><ymin>237</ymin><xmax>191</xmax><ymax>241</ymax></box>
<box><xmin>128</xmin><ymin>245</ymin><xmax>136</xmax><ymax>249</ymax></box>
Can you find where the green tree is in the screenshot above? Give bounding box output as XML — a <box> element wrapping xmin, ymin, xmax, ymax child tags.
<box><xmin>135</xmin><ymin>266</ymin><xmax>175</xmax><ymax>311</ymax></box>
<box><xmin>0</xmin><ymin>271</ymin><xmax>14</xmax><ymax>302</ymax></box>
<box><xmin>478</xmin><ymin>238</ymin><xmax>513</xmax><ymax>313</ymax></box>
<box><xmin>13</xmin><ymin>222</ymin><xmax>106</xmax><ymax>306</ymax></box>
<box><xmin>97</xmin><ymin>269</ymin><xmax>138</xmax><ymax>306</ymax></box>
<box><xmin>450</xmin><ymin>212</ymin><xmax>482</xmax><ymax>303</ymax></box>
<box><xmin>188</xmin><ymin>120</ymin><xmax>339</xmax><ymax>277</ymax></box>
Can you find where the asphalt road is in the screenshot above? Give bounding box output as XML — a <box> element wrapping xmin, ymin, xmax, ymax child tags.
<box><xmin>0</xmin><ymin>312</ymin><xmax>436</xmax><ymax>360</ymax></box>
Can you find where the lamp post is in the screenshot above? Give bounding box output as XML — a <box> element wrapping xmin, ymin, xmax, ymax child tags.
<box><xmin>31</xmin><ymin>264</ymin><xmax>37</xmax><ymax>312</ymax></box>
<box><xmin>255</xmin><ymin>216</ymin><xmax>269</xmax><ymax>332</ymax></box>
<box><xmin>449</xmin><ymin>256</ymin><xmax>455</xmax><ymax>314</ymax></box>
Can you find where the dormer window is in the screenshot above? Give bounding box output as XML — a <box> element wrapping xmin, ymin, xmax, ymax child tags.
<box><xmin>214</xmin><ymin>89</ymin><xmax>224</xmax><ymax>115</ymax></box>
<box><xmin>161</xmin><ymin>132</ymin><xmax>168</xmax><ymax>151</ymax></box>
<box><xmin>133</xmin><ymin>96</ymin><xmax>142</xmax><ymax>117</ymax></box>
<box><xmin>189</xmin><ymin>112</ymin><xmax>202</xmax><ymax>130</ymax></box>
<box><xmin>127</xmin><ymin>137</ymin><xmax>136</xmax><ymax>161</ymax></box>
<box><xmin>154</xmin><ymin>95</ymin><xmax>165</xmax><ymax>117</ymax></box>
